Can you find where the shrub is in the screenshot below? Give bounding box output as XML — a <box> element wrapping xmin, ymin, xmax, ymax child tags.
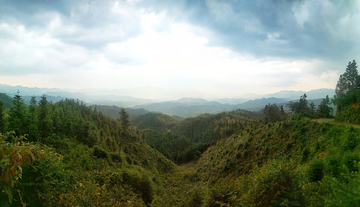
<box><xmin>308</xmin><ymin>159</ymin><xmax>325</xmax><ymax>182</ymax></box>
<box><xmin>342</xmin><ymin>133</ymin><xmax>358</xmax><ymax>151</ymax></box>
<box><xmin>327</xmin><ymin>155</ymin><xmax>341</xmax><ymax>178</ymax></box>
<box><xmin>301</xmin><ymin>146</ymin><xmax>310</xmax><ymax>163</ymax></box>
<box><xmin>93</xmin><ymin>145</ymin><xmax>109</xmax><ymax>160</ymax></box>
<box><xmin>126</xmin><ymin>156</ymin><xmax>133</xmax><ymax>164</ymax></box>
<box><xmin>110</xmin><ymin>152</ymin><xmax>122</xmax><ymax>163</ymax></box>
<box><xmin>206</xmin><ymin>179</ymin><xmax>238</xmax><ymax>207</ymax></box>
<box><xmin>343</xmin><ymin>152</ymin><xmax>359</xmax><ymax>172</ymax></box>
<box><xmin>122</xmin><ymin>168</ymin><xmax>153</xmax><ymax>204</ymax></box>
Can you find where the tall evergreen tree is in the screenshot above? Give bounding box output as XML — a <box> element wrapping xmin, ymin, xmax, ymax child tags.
<box><xmin>8</xmin><ymin>91</ymin><xmax>28</xmax><ymax>136</ymax></box>
<box><xmin>318</xmin><ymin>95</ymin><xmax>333</xmax><ymax>118</ymax></box>
<box><xmin>28</xmin><ymin>96</ymin><xmax>39</xmax><ymax>141</ymax></box>
<box><xmin>335</xmin><ymin>60</ymin><xmax>359</xmax><ymax>98</ymax></box>
<box><xmin>38</xmin><ymin>95</ymin><xmax>52</xmax><ymax>138</ymax></box>
<box><xmin>0</xmin><ymin>100</ymin><xmax>5</xmax><ymax>134</ymax></box>
<box><xmin>334</xmin><ymin>60</ymin><xmax>360</xmax><ymax>110</ymax></box>
<box><xmin>119</xmin><ymin>108</ymin><xmax>130</xmax><ymax>130</ymax></box>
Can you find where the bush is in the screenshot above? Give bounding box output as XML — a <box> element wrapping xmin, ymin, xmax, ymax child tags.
<box><xmin>308</xmin><ymin>159</ymin><xmax>325</xmax><ymax>182</ymax></box>
<box><xmin>110</xmin><ymin>152</ymin><xmax>122</xmax><ymax>163</ymax></box>
<box><xmin>206</xmin><ymin>179</ymin><xmax>238</xmax><ymax>207</ymax></box>
<box><xmin>342</xmin><ymin>133</ymin><xmax>358</xmax><ymax>151</ymax></box>
<box><xmin>301</xmin><ymin>146</ymin><xmax>310</xmax><ymax>163</ymax></box>
<box><xmin>126</xmin><ymin>156</ymin><xmax>133</xmax><ymax>164</ymax></box>
<box><xmin>343</xmin><ymin>152</ymin><xmax>359</xmax><ymax>172</ymax></box>
<box><xmin>122</xmin><ymin>168</ymin><xmax>153</xmax><ymax>204</ymax></box>
<box><xmin>93</xmin><ymin>145</ymin><xmax>109</xmax><ymax>160</ymax></box>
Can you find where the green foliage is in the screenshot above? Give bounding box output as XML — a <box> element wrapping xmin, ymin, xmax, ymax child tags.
<box><xmin>38</xmin><ymin>95</ymin><xmax>53</xmax><ymax>139</ymax></box>
<box><xmin>110</xmin><ymin>152</ymin><xmax>123</xmax><ymax>163</ymax></box>
<box><xmin>206</xmin><ymin>179</ymin><xmax>239</xmax><ymax>206</ymax></box>
<box><xmin>343</xmin><ymin>152</ymin><xmax>359</xmax><ymax>173</ymax></box>
<box><xmin>8</xmin><ymin>91</ymin><xmax>28</xmax><ymax>136</ymax></box>
<box><xmin>302</xmin><ymin>146</ymin><xmax>310</xmax><ymax>163</ymax></box>
<box><xmin>121</xmin><ymin>167</ymin><xmax>154</xmax><ymax>204</ymax></box>
<box><xmin>0</xmin><ymin>132</ymin><xmax>45</xmax><ymax>206</ymax></box>
<box><xmin>287</xmin><ymin>94</ymin><xmax>309</xmax><ymax>114</ymax></box>
<box><xmin>120</xmin><ymin>108</ymin><xmax>130</xmax><ymax>130</ymax></box>
<box><xmin>263</xmin><ymin>103</ymin><xmax>288</xmax><ymax>123</ymax></box>
<box><xmin>93</xmin><ymin>145</ymin><xmax>109</xmax><ymax>160</ymax></box>
<box><xmin>0</xmin><ymin>93</ymin><xmax>13</xmax><ymax>109</ymax></box>
<box><xmin>318</xmin><ymin>95</ymin><xmax>334</xmax><ymax>118</ymax></box>
<box><xmin>308</xmin><ymin>159</ymin><xmax>325</xmax><ymax>182</ymax></box>
<box><xmin>325</xmin><ymin>173</ymin><xmax>360</xmax><ymax>207</ymax></box>
<box><xmin>0</xmin><ymin>100</ymin><xmax>5</xmax><ymax>134</ymax></box>
<box><xmin>334</xmin><ymin>60</ymin><xmax>359</xmax><ymax>110</ymax></box>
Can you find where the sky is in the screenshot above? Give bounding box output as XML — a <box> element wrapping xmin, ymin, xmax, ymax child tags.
<box><xmin>0</xmin><ymin>0</ymin><xmax>360</xmax><ymax>100</ymax></box>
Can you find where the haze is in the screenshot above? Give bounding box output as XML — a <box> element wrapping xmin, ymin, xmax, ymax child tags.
<box><xmin>1</xmin><ymin>0</ymin><xmax>359</xmax><ymax>100</ymax></box>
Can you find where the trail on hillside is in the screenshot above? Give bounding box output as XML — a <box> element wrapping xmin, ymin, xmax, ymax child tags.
<box><xmin>313</xmin><ymin>118</ymin><xmax>360</xmax><ymax>128</ymax></box>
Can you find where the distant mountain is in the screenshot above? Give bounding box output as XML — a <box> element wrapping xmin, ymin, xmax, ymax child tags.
<box><xmin>209</xmin><ymin>98</ymin><xmax>249</xmax><ymax>105</ymax></box>
<box><xmin>171</xmin><ymin>97</ymin><xmax>209</xmax><ymax>104</ymax></box>
<box><xmin>264</xmin><ymin>88</ymin><xmax>335</xmax><ymax>100</ymax></box>
<box><xmin>235</xmin><ymin>97</ymin><xmax>289</xmax><ymax>111</ymax></box>
<box><xmin>93</xmin><ymin>105</ymin><xmax>149</xmax><ymax>121</ymax></box>
<box><xmin>132</xmin><ymin>97</ymin><xmax>288</xmax><ymax>117</ymax></box>
<box><xmin>0</xmin><ymin>84</ymin><xmax>153</xmax><ymax>107</ymax></box>
<box><xmin>0</xmin><ymin>84</ymin><xmax>64</xmax><ymax>96</ymax></box>
<box><xmin>132</xmin><ymin>98</ymin><xmax>231</xmax><ymax>117</ymax></box>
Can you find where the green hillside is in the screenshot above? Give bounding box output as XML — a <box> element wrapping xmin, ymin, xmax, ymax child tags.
<box><xmin>0</xmin><ymin>93</ymin><xmax>13</xmax><ymax>109</ymax></box>
<box><xmin>0</xmin><ymin>95</ymin><xmax>175</xmax><ymax>207</ymax></box>
<box><xmin>1</xmin><ymin>61</ymin><xmax>360</xmax><ymax>206</ymax></box>
<box><xmin>152</xmin><ymin>116</ymin><xmax>360</xmax><ymax>206</ymax></box>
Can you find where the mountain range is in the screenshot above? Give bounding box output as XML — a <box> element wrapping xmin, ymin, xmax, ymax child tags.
<box><xmin>0</xmin><ymin>84</ymin><xmax>335</xmax><ymax>117</ymax></box>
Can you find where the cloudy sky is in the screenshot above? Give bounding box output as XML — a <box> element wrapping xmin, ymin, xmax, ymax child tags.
<box><xmin>0</xmin><ymin>0</ymin><xmax>359</xmax><ymax>99</ymax></box>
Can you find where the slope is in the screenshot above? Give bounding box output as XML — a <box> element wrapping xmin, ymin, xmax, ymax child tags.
<box><xmin>154</xmin><ymin>115</ymin><xmax>360</xmax><ymax>206</ymax></box>
<box><xmin>0</xmin><ymin>93</ymin><xmax>13</xmax><ymax>109</ymax></box>
<box><xmin>0</xmin><ymin>98</ymin><xmax>176</xmax><ymax>207</ymax></box>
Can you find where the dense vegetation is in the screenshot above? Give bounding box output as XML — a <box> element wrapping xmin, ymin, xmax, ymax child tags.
<box><xmin>0</xmin><ymin>93</ymin><xmax>174</xmax><ymax>206</ymax></box>
<box><xmin>134</xmin><ymin>110</ymin><xmax>262</xmax><ymax>164</ymax></box>
<box><xmin>1</xmin><ymin>60</ymin><xmax>360</xmax><ymax>206</ymax></box>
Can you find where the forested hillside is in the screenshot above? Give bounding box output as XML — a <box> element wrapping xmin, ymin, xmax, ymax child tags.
<box><xmin>1</xmin><ymin>60</ymin><xmax>360</xmax><ymax>206</ymax></box>
<box><xmin>0</xmin><ymin>93</ymin><xmax>174</xmax><ymax>206</ymax></box>
<box><xmin>0</xmin><ymin>93</ymin><xmax>14</xmax><ymax>109</ymax></box>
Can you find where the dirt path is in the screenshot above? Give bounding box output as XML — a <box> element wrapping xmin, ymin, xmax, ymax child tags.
<box><xmin>313</xmin><ymin>118</ymin><xmax>360</xmax><ymax>128</ymax></box>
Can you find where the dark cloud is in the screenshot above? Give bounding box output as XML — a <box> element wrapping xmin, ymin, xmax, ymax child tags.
<box><xmin>1</xmin><ymin>0</ymin><xmax>359</xmax><ymax>64</ymax></box>
<box><xmin>0</xmin><ymin>0</ymin><xmax>144</xmax><ymax>49</ymax></box>
<box><xmin>137</xmin><ymin>0</ymin><xmax>360</xmax><ymax>61</ymax></box>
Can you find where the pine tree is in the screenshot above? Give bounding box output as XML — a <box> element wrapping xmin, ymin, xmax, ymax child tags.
<box><xmin>8</xmin><ymin>90</ymin><xmax>28</xmax><ymax>136</ymax></box>
<box><xmin>334</xmin><ymin>60</ymin><xmax>360</xmax><ymax>110</ymax></box>
<box><xmin>28</xmin><ymin>96</ymin><xmax>39</xmax><ymax>141</ymax></box>
<box><xmin>335</xmin><ymin>60</ymin><xmax>359</xmax><ymax>98</ymax></box>
<box><xmin>119</xmin><ymin>108</ymin><xmax>130</xmax><ymax>130</ymax></box>
<box><xmin>38</xmin><ymin>95</ymin><xmax>52</xmax><ymax>138</ymax></box>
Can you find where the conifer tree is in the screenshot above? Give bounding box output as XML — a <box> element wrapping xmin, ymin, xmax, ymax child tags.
<box><xmin>119</xmin><ymin>108</ymin><xmax>130</xmax><ymax>130</ymax></box>
<box><xmin>38</xmin><ymin>95</ymin><xmax>52</xmax><ymax>138</ymax></box>
<box><xmin>28</xmin><ymin>96</ymin><xmax>39</xmax><ymax>141</ymax></box>
<box><xmin>335</xmin><ymin>60</ymin><xmax>359</xmax><ymax>98</ymax></box>
<box><xmin>8</xmin><ymin>90</ymin><xmax>28</xmax><ymax>136</ymax></box>
<box><xmin>334</xmin><ymin>60</ymin><xmax>360</xmax><ymax>110</ymax></box>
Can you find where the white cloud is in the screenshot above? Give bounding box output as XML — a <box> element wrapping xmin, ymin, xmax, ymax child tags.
<box><xmin>0</xmin><ymin>2</ymin><xmax>350</xmax><ymax>99</ymax></box>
